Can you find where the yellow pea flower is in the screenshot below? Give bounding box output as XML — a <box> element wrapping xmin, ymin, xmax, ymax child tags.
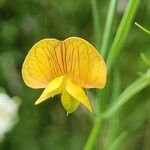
<box><xmin>22</xmin><ymin>37</ymin><xmax>107</xmax><ymax>114</ymax></box>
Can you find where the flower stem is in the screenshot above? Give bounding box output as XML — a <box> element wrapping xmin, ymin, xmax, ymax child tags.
<box><xmin>83</xmin><ymin>117</ymin><xmax>103</xmax><ymax>150</ymax></box>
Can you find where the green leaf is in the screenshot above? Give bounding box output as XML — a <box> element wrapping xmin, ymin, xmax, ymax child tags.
<box><xmin>101</xmin><ymin>0</ymin><xmax>118</xmax><ymax>58</ymax></box>
<box><xmin>107</xmin><ymin>0</ymin><xmax>140</xmax><ymax>71</ymax></box>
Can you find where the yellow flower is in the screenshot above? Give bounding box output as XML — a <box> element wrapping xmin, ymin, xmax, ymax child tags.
<box><xmin>22</xmin><ymin>37</ymin><xmax>107</xmax><ymax>113</ymax></box>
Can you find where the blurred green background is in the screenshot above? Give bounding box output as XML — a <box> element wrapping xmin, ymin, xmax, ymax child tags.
<box><xmin>0</xmin><ymin>0</ymin><xmax>150</xmax><ymax>150</ymax></box>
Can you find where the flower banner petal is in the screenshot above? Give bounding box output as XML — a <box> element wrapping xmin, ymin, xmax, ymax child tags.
<box><xmin>66</xmin><ymin>79</ymin><xmax>93</xmax><ymax>112</ymax></box>
<box><xmin>61</xmin><ymin>90</ymin><xmax>80</xmax><ymax>113</ymax></box>
<box><xmin>35</xmin><ymin>75</ymin><xmax>66</xmax><ymax>105</ymax></box>
<box><xmin>22</xmin><ymin>39</ymin><xmax>64</xmax><ymax>89</ymax></box>
<box><xmin>64</xmin><ymin>37</ymin><xmax>107</xmax><ymax>88</ymax></box>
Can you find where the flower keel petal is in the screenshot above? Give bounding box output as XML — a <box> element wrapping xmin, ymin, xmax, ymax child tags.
<box><xmin>66</xmin><ymin>79</ymin><xmax>93</xmax><ymax>112</ymax></box>
<box><xmin>61</xmin><ymin>90</ymin><xmax>80</xmax><ymax>114</ymax></box>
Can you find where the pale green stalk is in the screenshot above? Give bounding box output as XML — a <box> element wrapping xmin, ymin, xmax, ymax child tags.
<box><xmin>97</xmin><ymin>89</ymin><xmax>105</xmax><ymax>113</ymax></box>
<box><xmin>101</xmin><ymin>0</ymin><xmax>118</xmax><ymax>57</ymax></box>
<box><xmin>111</xmin><ymin>68</ymin><xmax>121</xmax><ymax>102</ymax></box>
<box><xmin>83</xmin><ymin>117</ymin><xmax>103</xmax><ymax>150</ymax></box>
<box><xmin>107</xmin><ymin>0</ymin><xmax>140</xmax><ymax>71</ymax></box>
<box><xmin>107</xmin><ymin>68</ymin><xmax>121</xmax><ymax>149</ymax></box>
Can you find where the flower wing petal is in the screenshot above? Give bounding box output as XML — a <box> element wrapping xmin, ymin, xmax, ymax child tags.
<box><xmin>64</xmin><ymin>37</ymin><xmax>107</xmax><ymax>88</ymax></box>
<box><xmin>22</xmin><ymin>39</ymin><xmax>64</xmax><ymax>89</ymax></box>
<box><xmin>61</xmin><ymin>90</ymin><xmax>80</xmax><ymax>114</ymax></box>
<box><xmin>66</xmin><ymin>79</ymin><xmax>93</xmax><ymax>112</ymax></box>
<box><xmin>35</xmin><ymin>75</ymin><xmax>66</xmax><ymax>105</ymax></box>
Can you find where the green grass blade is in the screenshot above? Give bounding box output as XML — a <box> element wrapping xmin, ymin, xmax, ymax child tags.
<box><xmin>104</xmin><ymin>70</ymin><xmax>150</xmax><ymax>119</ymax></box>
<box><xmin>107</xmin><ymin>0</ymin><xmax>140</xmax><ymax>71</ymax></box>
<box><xmin>101</xmin><ymin>0</ymin><xmax>118</xmax><ymax>58</ymax></box>
<box><xmin>135</xmin><ymin>22</ymin><xmax>150</xmax><ymax>34</ymax></box>
<box><xmin>91</xmin><ymin>0</ymin><xmax>101</xmax><ymax>50</ymax></box>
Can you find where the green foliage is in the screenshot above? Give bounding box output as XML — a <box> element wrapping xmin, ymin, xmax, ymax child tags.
<box><xmin>106</xmin><ymin>0</ymin><xmax>140</xmax><ymax>71</ymax></box>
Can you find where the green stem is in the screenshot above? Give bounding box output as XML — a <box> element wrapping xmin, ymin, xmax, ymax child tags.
<box><xmin>111</xmin><ymin>67</ymin><xmax>121</xmax><ymax>102</ymax></box>
<box><xmin>107</xmin><ymin>0</ymin><xmax>140</xmax><ymax>71</ymax></box>
<box><xmin>104</xmin><ymin>70</ymin><xmax>150</xmax><ymax>119</ymax></box>
<box><xmin>83</xmin><ymin>117</ymin><xmax>103</xmax><ymax>150</ymax></box>
<box><xmin>101</xmin><ymin>0</ymin><xmax>118</xmax><ymax>58</ymax></box>
<box><xmin>97</xmin><ymin>89</ymin><xmax>105</xmax><ymax>113</ymax></box>
<box><xmin>90</xmin><ymin>0</ymin><xmax>101</xmax><ymax>49</ymax></box>
<box><xmin>107</xmin><ymin>68</ymin><xmax>121</xmax><ymax>149</ymax></box>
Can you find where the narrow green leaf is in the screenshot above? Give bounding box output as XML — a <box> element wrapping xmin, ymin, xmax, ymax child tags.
<box><xmin>101</xmin><ymin>0</ymin><xmax>118</xmax><ymax>58</ymax></box>
<box><xmin>107</xmin><ymin>0</ymin><xmax>140</xmax><ymax>71</ymax></box>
